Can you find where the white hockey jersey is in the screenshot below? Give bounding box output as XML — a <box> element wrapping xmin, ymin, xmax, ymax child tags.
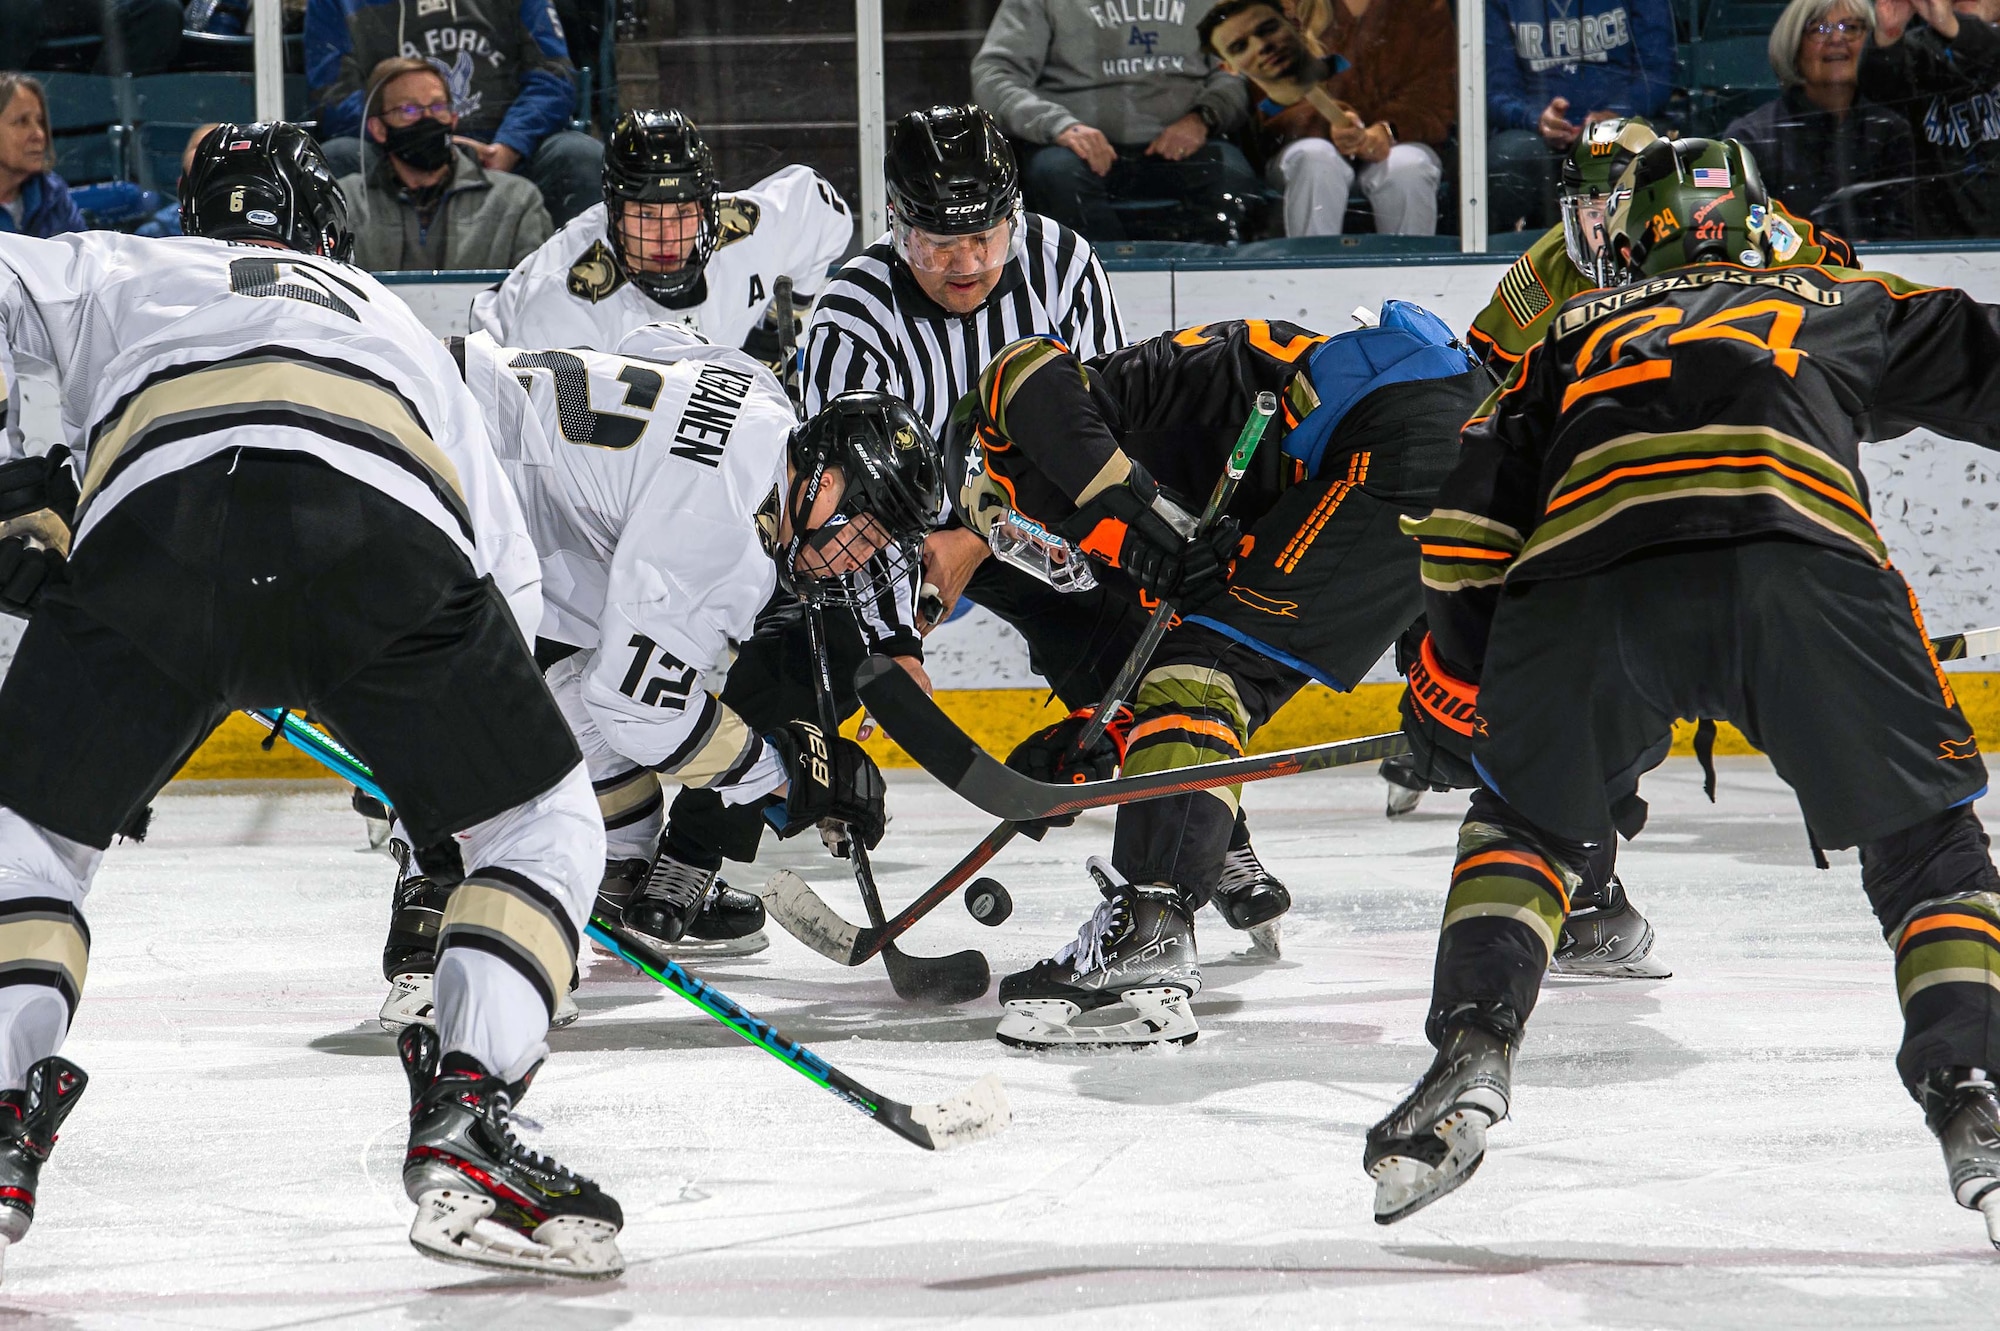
<box><xmin>469</xmin><ymin>165</ymin><xmax>854</xmax><ymax>356</ymax></box>
<box><xmin>0</xmin><ymin>231</ymin><xmax>542</xmax><ymax>634</ymax></box>
<box><xmin>458</xmin><ymin>327</ymin><xmax>794</xmax><ymax>800</ymax></box>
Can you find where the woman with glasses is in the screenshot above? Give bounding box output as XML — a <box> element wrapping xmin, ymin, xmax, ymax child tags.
<box><xmin>1724</xmin><ymin>0</ymin><xmax>1918</xmax><ymax>240</ymax></box>
<box><xmin>1861</xmin><ymin>0</ymin><xmax>2000</xmax><ymax>236</ymax></box>
<box><xmin>332</xmin><ymin>57</ymin><xmax>554</xmax><ymax>273</ymax></box>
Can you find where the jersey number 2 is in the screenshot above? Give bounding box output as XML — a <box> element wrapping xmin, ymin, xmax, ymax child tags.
<box><xmin>509</xmin><ymin>350</ymin><xmax>664</xmax><ymax>450</ymax></box>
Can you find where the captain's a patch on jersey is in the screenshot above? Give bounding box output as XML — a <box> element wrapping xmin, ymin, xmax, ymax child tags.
<box><xmin>717</xmin><ymin>196</ymin><xmax>761</xmax><ymax>249</ymax></box>
<box><xmin>1497</xmin><ymin>256</ymin><xmax>1553</xmax><ymax>329</ymax></box>
<box><xmin>567</xmin><ymin>240</ymin><xmax>626</xmax><ymax>302</ymax></box>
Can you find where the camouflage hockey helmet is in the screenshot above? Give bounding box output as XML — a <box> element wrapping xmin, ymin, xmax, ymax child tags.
<box><xmin>1559</xmin><ymin>117</ymin><xmax>1656</xmax><ymax>286</ymax></box>
<box><xmin>1607</xmin><ymin>137</ymin><xmax>1772</xmax><ymax>281</ymax></box>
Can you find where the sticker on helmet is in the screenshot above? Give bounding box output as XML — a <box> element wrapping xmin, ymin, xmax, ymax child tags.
<box><xmin>229</xmin><ymin>187</ymin><xmax>246</xmax><ymax>212</ymax></box>
<box><xmin>1691</xmin><ymin>167</ymin><xmax>1731</xmax><ymax>188</ymax></box>
<box><xmin>246</xmin><ymin>209</ymin><xmax>279</xmax><ymax>227</ymax></box>
<box><xmin>1765</xmin><ymin>213</ymin><xmax>1801</xmax><ymax>261</ymax></box>
<box><xmin>1738</xmin><ymin>248</ymin><xmax>1765</xmax><ymax>267</ymax></box>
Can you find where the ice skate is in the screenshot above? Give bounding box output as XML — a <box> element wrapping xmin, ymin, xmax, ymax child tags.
<box><xmin>1212</xmin><ymin>840</ymin><xmax>1290</xmax><ymax>959</ymax></box>
<box><xmin>1365</xmin><ymin>1016</ymin><xmax>1515</xmax><ymax>1224</ymax></box>
<box><xmin>1381</xmin><ymin>752</ymin><xmax>1427</xmax><ymax>818</ymax></box>
<box><xmin>1921</xmin><ymin>1066</ymin><xmax>2000</xmax><ymax>1249</ymax></box>
<box><xmin>351</xmin><ymin>786</ymin><xmax>392</xmax><ymax>851</ymax></box>
<box><xmin>0</xmin><ymin>1056</ymin><xmax>87</xmax><ymax>1276</ymax></box>
<box><xmin>1549</xmin><ymin>875</ymin><xmax>1671</xmax><ymax>979</ymax></box>
<box><xmin>398</xmin><ymin>1026</ymin><xmax>623</xmax><ymax>1280</ymax></box>
<box><xmin>996</xmin><ymin>857</ymin><xmax>1201</xmax><ymax>1049</ymax></box>
<box><xmin>615</xmin><ymin>851</ymin><xmax>769</xmax><ymax>957</ymax></box>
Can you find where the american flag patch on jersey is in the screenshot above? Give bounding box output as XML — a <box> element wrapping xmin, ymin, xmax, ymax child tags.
<box><xmin>1498</xmin><ymin>256</ymin><xmax>1553</xmax><ymax>329</ymax></box>
<box><xmin>1691</xmin><ymin>167</ymin><xmax>1731</xmax><ymax>188</ymax></box>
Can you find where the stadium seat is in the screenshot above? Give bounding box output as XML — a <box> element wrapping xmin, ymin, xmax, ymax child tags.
<box><xmin>1233</xmin><ymin>234</ymin><xmax>1458</xmax><ymax>260</ymax></box>
<box><xmin>44</xmin><ymin>72</ymin><xmax>132</xmax><ymax>186</ymax></box>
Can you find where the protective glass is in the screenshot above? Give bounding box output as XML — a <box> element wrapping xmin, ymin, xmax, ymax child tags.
<box><xmin>615</xmin><ymin>200</ymin><xmax>706</xmax><ymax>274</ymax></box>
<box><xmin>986</xmin><ymin>506</ymin><xmax>1097</xmax><ymax>594</ymax></box>
<box><xmin>892</xmin><ymin>211</ymin><xmax>1018</xmax><ymax>277</ymax></box>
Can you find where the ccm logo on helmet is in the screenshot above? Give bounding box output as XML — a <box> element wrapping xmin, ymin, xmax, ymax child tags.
<box><xmin>943</xmin><ymin>203</ymin><xmax>985</xmax><ymax>215</ymax></box>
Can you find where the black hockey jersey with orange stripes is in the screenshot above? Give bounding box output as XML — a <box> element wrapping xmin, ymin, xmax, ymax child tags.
<box><xmin>1409</xmin><ymin>261</ymin><xmax>2000</xmax><ymax>674</ymax></box>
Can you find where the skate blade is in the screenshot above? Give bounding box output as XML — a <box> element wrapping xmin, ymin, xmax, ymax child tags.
<box><xmin>595</xmin><ymin>925</ymin><xmax>770</xmax><ymax>962</ymax></box>
<box><xmin>550</xmin><ymin>989</ymin><xmax>581</xmax><ymax>1030</ymax></box>
<box><xmin>1242</xmin><ymin>920</ymin><xmax>1282</xmax><ymax>961</ymax></box>
<box><xmin>1980</xmin><ymin>1189</ymin><xmax>2000</xmax><ymax>1251</ymax></box>
<box><xmin>1370</xmin><ymin>1107</ymin><xmax>1494</xmax><ymax>1225</ymax></box>
<box><xmin>409</xmin><ymin>1189</ymin><xmax>623</xmax><ymax>1281</ymax></box>
<box><xmin>1385</xmin><ymin>783</ymin><xmax>1422</xmax><ymax>818</ymax></box>
<box><xmin>362</xmin><ymin>815</ymin><xmax>392</xmax><ymax>851</ymax></box>
<box><xmin>1548</xmin><ymin>952</ymin><xmax>1673</xmax><ymax>980</ymax></box>
<box><xmin>380</xmin><ymin>973</ymin><xmax>435</xmax><ymax>1033</ymax></box>
<box><xmin>910</xmin><ymin>1073</ymin><xmax>1013</xmax><ymax>1150</ymax></box>
<box><xmin>994</xmin><ymin>988</ymin><xmax>1199</xmax><ymax>1050</ymax></box>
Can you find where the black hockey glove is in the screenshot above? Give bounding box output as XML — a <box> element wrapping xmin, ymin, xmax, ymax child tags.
<box><xmin>0</xmin><ymin>536</ymin><xmax>63</xmax><ymax>619</ymax></box>
<box><xmin>1003</xmin><ymin>703</ymin><xmax>1133</xmax><ymax>837</ymax></box>
<box><xmin>1398</xmin><ymin>632</ymin><xmax>1482</xmax><ymax>791</ymax></box>
<box><xmin>0</xmin><ymin>448</ymin><xmax>77</xmax><ymax>527</ymax></box>
<box><xmin>1056</xmin><ymin>462</ymin><xmax>1240</xmax><ymax>612</ymax></box>
<box><xmin>769</xmin><ymin>721</ymin><xmax>887</xmax><ymax>854</ymax></box>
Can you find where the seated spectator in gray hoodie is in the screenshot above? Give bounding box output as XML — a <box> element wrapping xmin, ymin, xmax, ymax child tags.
<box><xmin>974</xmin><ymin>0</ymin><xmax>1260</xmax><ymax>242</ymax></box>
<box><xmin>336</xmin><ymin>58</ymin><xmax>554</xmax><ymax>272</ymax></box>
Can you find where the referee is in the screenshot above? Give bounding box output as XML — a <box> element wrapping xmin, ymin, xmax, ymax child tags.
<box><xmin>802</xmin><ymin>104</ymin><xmax>1295</xmax><ymax>940</ymax></box>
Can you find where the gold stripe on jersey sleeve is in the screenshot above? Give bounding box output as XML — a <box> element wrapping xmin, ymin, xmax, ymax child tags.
<box><xmin>671</xmin><ymin>705</ymin><xmax>759</xmax><ymax>788</ymax></box>
<box><xmin>81</xmin><ymin>358</ymin><xmax>466</xmax><ymax>508</ymax></box>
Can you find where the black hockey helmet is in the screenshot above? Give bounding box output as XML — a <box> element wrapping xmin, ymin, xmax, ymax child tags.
<box><xmin>180</xmin><ymin>122</ymin><xmax>353</xmax><ymax>261</ymax></box>
<box><xmin>601</xmin><ymin>108</ymin><xmax>719</xmax><ymax>300</ymax></box>
<box><xmin>769</xmin><ymin>391</ymin><xmax>943</xmax><ymax>594</ymax></box>
<box><xmin>885</xmin><ymin>105</ymin><xmax>1020</xmax><ymax>236</ymax></box>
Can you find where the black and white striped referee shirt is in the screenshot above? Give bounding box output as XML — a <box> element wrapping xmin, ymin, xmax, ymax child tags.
<box><xmin>803</xmin><ymin>212</ymin><xmax>1126</xmax><ymax>437</ymax></box>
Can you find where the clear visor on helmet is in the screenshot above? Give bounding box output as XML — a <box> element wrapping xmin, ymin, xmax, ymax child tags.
<box><xmin>987</xmin><ymin>506</ymin><xmax>1097</xmax><ymax>594</ymax></box>
<box><xmin>1561</xmin><ymin>191</ymin><xmax>1614</xmax><ymax>287</ymax></box>
<box><xmin>892</xmin><ymin>210</ymin><xmax>1019</xmax><ymax>277</ymax></box>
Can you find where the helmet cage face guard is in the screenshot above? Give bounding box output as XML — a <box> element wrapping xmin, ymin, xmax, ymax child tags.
<box><xmin>608</xmin><ymin>189</ymin><xmax>719</xmax><ymax>300</ymax></box>
<box><xmin>1561</xmin><ymin>191</ymin><xmax>1615</xmax><ymax>288</ymax></box>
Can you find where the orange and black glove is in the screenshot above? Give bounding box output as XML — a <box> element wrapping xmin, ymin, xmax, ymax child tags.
<box><xmin>1398</xmin><ymin>632</ymin><xmax>1483</xmax><ymax>791</ymax></box>
<box><xmin>1004</xmin><ymin>703</ymin><xmax>1134</xmax><ymax>836</ymax></box>
<box><xmin>1057</xmin><ymin>462</ymin><xmax>1239</xmax><ymax>612</ymax></box>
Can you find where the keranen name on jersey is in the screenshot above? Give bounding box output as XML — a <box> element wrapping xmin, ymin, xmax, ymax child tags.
<box><xmin>671</xmin><ymin>363</ymin><xmax>756</xmax><ymax>468</ymax></box>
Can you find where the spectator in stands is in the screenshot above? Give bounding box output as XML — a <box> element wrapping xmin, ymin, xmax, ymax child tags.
<box><xmin>1861</xmin><ymin>0</ymin><xmax>2000</xmax><ymax>236</ymax></box>
<box><xmin>974</xmin><ymin>0</ymin><xmax>1259</xmax><ymax>243</ymax></box>
<box><xmin>335</xmin><ymin>57</ymin><xmax>552</xmax><ymax>271</ymax></box>
<box><xmin>0</xmin><ymin>0</ymin><xmax>184</xmax><ymax>77</ymax></box>
<box><xmin>1726</xmin><ymin>0</ymin><xmax>1916</xmax><ymax>240</ymax></box>
<box><xmin>0</xmin><ymin>76</ymin><xmax>85</xmax><ymax>238</ymax></box>
<box><xmin>1199</xmin><ymin>0</ymin><xmax>1453</xmax><ymax>236</ymax></box>
<box><xmin>306</xmin><ymin>0</ymin><xmax>604</xmax><ymax>226</ymax></box>
<box><xmin>1486</xmin><ymin>0</ymin><xmax>1677</xmax><ymax>232</ymax></box>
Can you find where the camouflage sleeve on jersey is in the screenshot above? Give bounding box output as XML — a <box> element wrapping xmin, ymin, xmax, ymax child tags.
<box><xmin>1467</xmin><ymin>227</ymin><xmax>1577</xmax><ymax>367</ymax></box>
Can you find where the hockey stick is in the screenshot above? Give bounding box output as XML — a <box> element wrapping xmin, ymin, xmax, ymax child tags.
<box><xmin>1933</xmin><ymin>625</ymin><xmax>2000</xmax><ymax>662</ymax></box>
<box><xmin>801</xmin><ymin>593</ymin><xmax>992</xmax><ymax>1003</ymax></box>
<box><xmin>774</xmin><ymin>275</ymin><xmax>804</xmax><ymax>419</ymax></box>
<box><xmin>765</xmin><ymin>392</ymin><xmax>1278</xmax><ymax>964</ymax></box>
<box><xmin>240</xmin><ymin>703</ymin><xmax>1010</xmax><ymax>1150</ymax></box>
<box><xmin>583</xmin><ymin>919</ymin><xmax>1008</xmax><ymax>1151</ymax></box>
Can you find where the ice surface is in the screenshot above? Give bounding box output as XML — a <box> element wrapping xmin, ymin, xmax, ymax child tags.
<box><xmin>9</xmin><ymin>757</ymin><xmax>2000</xmax><ymax>1328</ymax></box>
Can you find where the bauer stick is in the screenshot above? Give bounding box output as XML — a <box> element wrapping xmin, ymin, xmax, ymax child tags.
<box><xmin>773</xmin><ymin>275</ymin><xmax>804</xmax><ymax>418</ymax></box>
<box><xmin>798</xmin><ymin>591</ymin><xmax>991</xmax><ymax>1003</ymax></box>
<box><xmin>764</xmin><ymin>392</ymin><xmax>1278</xmax><ymax>963</ymax></box>
<box><xmin>242</xmin><ymin>707</ymin><xmax>1010</xmax><ymax>1151</ymax></box>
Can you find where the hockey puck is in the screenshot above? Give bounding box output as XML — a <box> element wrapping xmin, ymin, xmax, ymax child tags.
<box><xmin>964</xmin><ymin>878</ymin><xmax>1013</xmax><ymax>926</ymax></box>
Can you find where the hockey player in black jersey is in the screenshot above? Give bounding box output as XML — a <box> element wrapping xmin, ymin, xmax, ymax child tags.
<box><xmin>1368</xmin><ymin>138</ymin><xmax>2000</xmax><ymax>1245</ymax></box>
<box><xmin>0</xmin><ymin>123</ymin><xmax>623</xmax><ymax>1279</ymax></box>
<box><xmin>950</xmin><ymin>313</ymin><xmax>1490</xmax><ymax>1046</ymax></box>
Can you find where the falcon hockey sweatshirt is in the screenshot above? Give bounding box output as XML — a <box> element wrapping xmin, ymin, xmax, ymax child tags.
<box><xmin>1485</xmin><ymin>0</ymin><xmax>1677</xmax><ymax>133</ymax></box>
<box><xmin>974</xmin><ymin>0</ymin><xmax>1250</xmax><ymax>145</ymax></box>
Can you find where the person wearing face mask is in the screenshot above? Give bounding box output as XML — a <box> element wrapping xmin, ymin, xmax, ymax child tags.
<box><xmin>334</xmin><ymin>57</ymin><xmax>554</xmax><ymax>272</ymax></box>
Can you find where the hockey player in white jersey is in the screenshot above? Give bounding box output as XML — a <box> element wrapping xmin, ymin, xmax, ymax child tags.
<box><xmin>377</xmin><ymin>327</ymin><xmax>929</xmax><ymax>1023</ymax></box>
<box><xmin>0</xmin><ymin>124</ymin><xmax>624</xmax><ymax>1280</ymax></box>
<box><xmin>470</xmin><ymin>109</ymin><xmax>853</xmax><ymax>371</ymax></box>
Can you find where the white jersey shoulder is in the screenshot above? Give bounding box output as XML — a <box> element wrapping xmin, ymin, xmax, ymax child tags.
<box><xmin>469</xmin><ymin>164</ymin><xmax>855</xmax><ymax>355</ymax></box>
<box><xmin>459</xmin><ymin>329</ymin><xmax>793</xmax><ymax>776</ymax></box>
<box><xmin>0</xmin><ymin>231</ymin><xmax>540</xmax><ymax>629</ymax></box>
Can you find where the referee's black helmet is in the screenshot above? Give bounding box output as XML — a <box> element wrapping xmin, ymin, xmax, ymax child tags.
<box><xmin>180</xmin><ymin>122</ymin><xmax>353</xmax><ymax>261</ymax></box>
<box><xmin>885</xmin><ymin>105</ymin><xmax>1019</xmax><ymax>235</ymax></box>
